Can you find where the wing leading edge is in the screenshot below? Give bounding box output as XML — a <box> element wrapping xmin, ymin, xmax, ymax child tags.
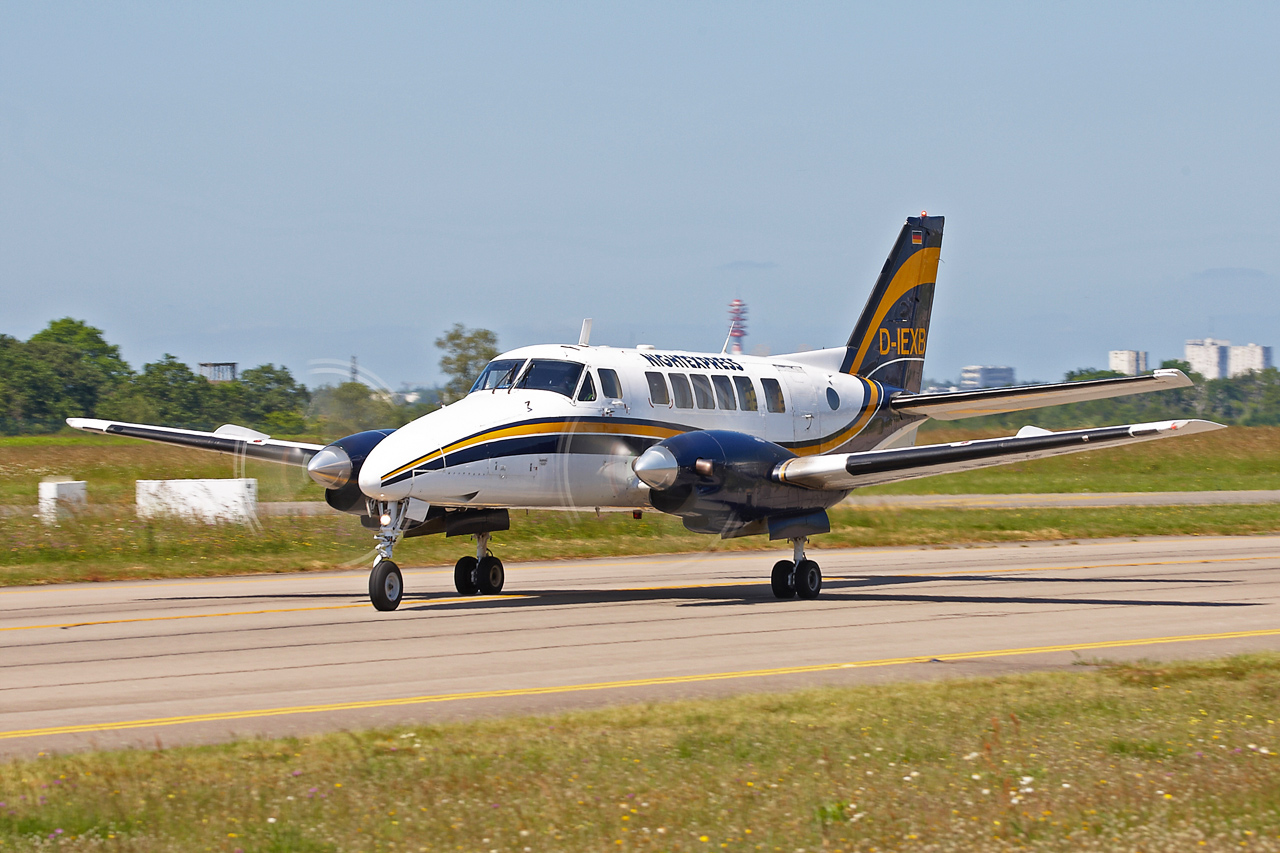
<box><xmin>66</xmin><ymin>417</ymin><xmax>324</xmax><ymax>467</ymax></box>
<box><xmin>890</xmin><ymin>369</ymin><xmax>1191</xmax><ymax>421</ymax></box>
<box><xmin>773</xmin><ymin>418</ymin><xmax>1224</xmax><ymax>491</ymax></box>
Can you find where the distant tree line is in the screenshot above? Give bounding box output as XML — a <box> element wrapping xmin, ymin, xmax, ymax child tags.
<box><xmin>0</xmin><ymin>319</ymin><xmax>316</xmax><ymax>435</ymax></box>
<box><xmin>935</xmin><ymin>361</ymin><xmax>1280</xmax><ymax>433</ymax></box>
<box><xmin>0</xmin><ymin>319</ymin><xmax>498</xmax><ymax>438</ymax></box>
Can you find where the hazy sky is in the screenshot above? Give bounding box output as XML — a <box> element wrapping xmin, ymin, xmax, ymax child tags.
<box><xmin>2</xmin><ymin>3</ymin><xmax>1277</xmax><ymax>389</ymax></box>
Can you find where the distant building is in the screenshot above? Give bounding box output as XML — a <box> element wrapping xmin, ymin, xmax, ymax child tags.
<box><xmin>1228</xmin><ymin>343</ymin><xmax>1273</xmax><ymax>377</ymax></box>
<box><xmin>198</xmin><ymin>362</ymin><xmax>237</xmax><ymax>383</ymax></box>
<box><xmin>1184</xmin><ymin>339</ymin><xmax>1230</xmax><ymax>380</ymax></box>
<box><xmin>1108</xmin><ymin>350</ymin><xmax>1148</xmax><ymax>375</ymax></box>
<box><xmin>959</xmin><ymin>365</ymin><xmax>1015</xmax><ymax>389</ymax></box>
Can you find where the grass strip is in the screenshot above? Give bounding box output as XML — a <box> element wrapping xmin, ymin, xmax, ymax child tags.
<box><xmin>4</xmin><ymin>426</ymin><xmax>1280</xmax><ymax>506</ymax></box>
<box><xmin>3</xmin><ymin>504</ymin><xmax>1279</xmax><ymax>587</ymax></box>
<box><xmin>2</xmin><ymin>654</ymin><xmax>1279</xmax><ymax>851</ymax></box>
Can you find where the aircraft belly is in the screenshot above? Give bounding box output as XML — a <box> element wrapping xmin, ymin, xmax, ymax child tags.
<box><xmin>408</xmin><ymin>454</ymin><xmax>646</xmax><ymax>509</ymax></box>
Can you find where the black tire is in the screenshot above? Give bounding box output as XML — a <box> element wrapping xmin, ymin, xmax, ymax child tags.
<box><xmin>477</xmin><ymin>555</ymin><xmax>505</xmax><ymax>594</ymax></box>
<box><xmin>771</xmin><ymin>560</ymin><xmax>796</xmax><ymax>599</ymax></box>
<box><xmin>454</xmin><ymin>556</ymin><xmax>479</xmax><ymax>595</ymax></box>
<box><xmin>369</xmin><ymin>560</ymin><xmax>403</xmax><ymax>611</ymax></box>
<box><xmin>795</xmin><ymin>559</ymin><xmax>822</xmax><ymax>599</ymax></box>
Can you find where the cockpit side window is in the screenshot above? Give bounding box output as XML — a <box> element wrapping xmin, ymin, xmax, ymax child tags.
<box><xmin>516</xmin><ymin>359</ymin><xmax>585</xmax><ymax>397</ymax></box>
<box><xmin>470</xmin><ymin>359</ymin><xmax>526</xmax><ymax>393</ymax></box>
<box><xmin>577</xmin><ymin>371</ymin><xmax>597</xmax><ymax>402</ymax></box>
<box><xmin>598</xmin><ymin>368</ymin><xmax>623</xmax><ymax>399</ymax></box>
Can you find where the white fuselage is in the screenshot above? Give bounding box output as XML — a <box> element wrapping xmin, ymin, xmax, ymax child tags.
<box><xmin>359</xmin><ymin>343</ymin><xmax>903</xmax><ymax>509</ymax></box>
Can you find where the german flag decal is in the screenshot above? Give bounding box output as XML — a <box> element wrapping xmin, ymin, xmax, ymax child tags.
<box><xmin>911</xmin><ymin>230</ymin><xmax>923</xmax><ymax>245</ymax></box>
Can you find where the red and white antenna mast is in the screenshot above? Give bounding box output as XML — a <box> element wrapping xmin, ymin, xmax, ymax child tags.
<box><xmin>728</xmin><ymin>298</ymin><xmax>747</xmax><ymax>354</ymax></box>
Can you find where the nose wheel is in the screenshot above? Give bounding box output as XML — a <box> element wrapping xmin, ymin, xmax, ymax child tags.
<box><xmin>367</xmin><ymin>500</ymin><xmax>410</xmax><ymax>611</ymax></box>
<box><xmin>369</xmin><ymin>559</ymin><xmax>404</xmax><ymax>611</ymax></box>
<box><xmin>454</xmin><ymin>532</ymin><xmax>505</xmax><ymax>595</ymax></box>
<box><xmin>770</xmin><ymin>537</ymin><xmax>821</xmax><ymax>600</ymax></box>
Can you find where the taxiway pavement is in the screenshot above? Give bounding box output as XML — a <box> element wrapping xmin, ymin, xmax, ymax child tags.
<box><xmin>3</xmin><ymin>535</ymin><xmax>1279</xmax><ymax>757</ymax></box>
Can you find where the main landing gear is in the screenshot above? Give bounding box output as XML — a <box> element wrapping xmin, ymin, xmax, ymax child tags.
<box><xmin>454</xmin><ymin>531</ymin><xmax>505</xmax><ymax>596</ymax></box>
<box><xmin>770</xmin><ymin>537</ymin><xmax>822</xmax><ymax>600</ymax></box>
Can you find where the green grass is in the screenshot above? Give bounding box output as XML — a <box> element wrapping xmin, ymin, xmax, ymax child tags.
<box><xmin>2</xmin><ymin>654</ymin><xmax>1279</xmax><ymax>851</ymax></box>
<box><xmin>3</xmin><ymin>426</ymin><xmax>1279</xmax><ymax>507</ymax></box>
<box><xmin>3</xmin><ymin>503</ymin><xmax>1279</xmax><ymax>587</ymax></box>
<box><xmin>860</xmin><ymin>424</ymin><xmax>1280</xmax><ymax>494</ymax></box>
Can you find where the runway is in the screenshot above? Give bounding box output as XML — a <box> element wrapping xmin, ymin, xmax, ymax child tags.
<box><xmin>3</xmin><ymin>534</ymin><xmax>1280</xmax><ymax>758</ymax></box>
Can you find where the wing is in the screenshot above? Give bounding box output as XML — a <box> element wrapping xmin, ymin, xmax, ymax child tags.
<box><xmin>891</xmin><ymin>369</ymin><xmax>1191</xmax><ymax>421</ymax></box>
<box><xmin>66</xmin><ymin>417</ymin><xmax>325</xmax><ymax>467</ymax></box>
<box><xmin>773</xmin><ymin>418</ymin><xmax>1224</xmax><ymax>491</ymax></box>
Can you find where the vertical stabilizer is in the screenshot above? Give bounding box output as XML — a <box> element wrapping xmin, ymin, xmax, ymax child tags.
<box><xmin>839</xmin><ymin>215</ymin><xmax>944</xmax><ymax>392</ymax></box>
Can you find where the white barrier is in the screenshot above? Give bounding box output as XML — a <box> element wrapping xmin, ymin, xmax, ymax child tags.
<box><xmin>136</xmin><ymin>479</ymin><xmax>258</xmax><ymax>524</ymax></box>
<box><xmin>38</xmin><ymin>480</ymin><xmax>87</xmax><ymax>524</ymax></box>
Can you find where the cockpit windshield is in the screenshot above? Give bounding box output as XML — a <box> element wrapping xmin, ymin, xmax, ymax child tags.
<box><xmin>515</xmin><ymin>359</ymin><xmax>585</xmax><ymax>397</ymax></box>
<box><xmin>470</xmin><ymin>359</ymin><xmax>525</xmax><ymax>393</ymax></box>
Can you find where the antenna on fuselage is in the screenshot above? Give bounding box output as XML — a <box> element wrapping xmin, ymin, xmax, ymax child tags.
<box><xmin>578</xmin><ymin>318</ymin><xmax>593</xmax><ymax>346</ymax></box>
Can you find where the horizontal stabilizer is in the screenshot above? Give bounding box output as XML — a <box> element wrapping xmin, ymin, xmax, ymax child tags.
<box><xmin>891</xmin><ymin>369</ymin><xmax>1192</xmax><ymax>420</ymax></box>
<box><xmin>66</xmin><ymin>418</ymin><xmax>324</xmax><ymax>467</ymax></box>
<box><xmin>773</xmin><ymin>418</ymin><xmax>1224</xmax><ymax>491</ymax></box>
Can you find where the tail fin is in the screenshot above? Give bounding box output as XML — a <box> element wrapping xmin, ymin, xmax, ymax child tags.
<box><xmin>839</xmin><ymin>214</ymin><xmax>944</xmax><ymax>392</ymax></box>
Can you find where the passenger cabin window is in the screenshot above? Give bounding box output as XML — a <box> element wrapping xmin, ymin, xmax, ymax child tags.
<box><xmin>711</xmin><ymin>375</ymin><xmax>737</xmax><ymax>410</ymax></box>
<box><xmin>599</xmin><ymin>368</ymin><xmax>623</xmax><ymax>399</ymax></box>
<box><xmin>761</xmin><ymin>377</ymin><xmax>786</xmax><ymax>413</ymax></box>
<box><xmin>690</xmin><ymin>375</ymin><xmax>715</xmax><ymax>409</ymax></box>
<box><xmin>577</xmin><ymin>372</ymin><xmax>597</xmax><ymax>402</ymax></box>
<box><xmin>470</xmin><ymin>359</ymin><xmax>525</xmax><ymax>393</ymax></box>
<box><xmin>515</xmin><ymin>359</ymin><xmax>585</xmax><ymax>397</ymax></box>
<box><xmin>645</xmin><ymin>372</ymin><xmax>670</xmax><ymax>406</ymax></box>
<box><xmin>734</xmin><ymin>376</ymin><xmax>758</xmax><ymax>411</ymax></box>
<box><xmin>670</xmin><ymin>374</ymin><xmax>694</xmax><ymax>409</ymax></box>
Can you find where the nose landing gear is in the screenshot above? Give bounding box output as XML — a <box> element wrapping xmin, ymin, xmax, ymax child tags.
<box><xmin>455</xmin><ymin>531</ymin><xmax>505</xmax><ymax>595</ymax></box>
<box><xmin>770</xmin><ymin>536</ymin><xmax>822</xmax><ymax>600</ymax></box>
<box><xmin>369</xmin><ymin>499</ymin><xmax>409</xmax><ymax>611</ymax></box>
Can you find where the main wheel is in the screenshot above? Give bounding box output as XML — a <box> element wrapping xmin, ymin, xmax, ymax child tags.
<box><xmin>477</xmin><ymin>555</ymin><xmax>505</xmax><ymax>594</ymax></box>
<box><xmin>795</xmin><ymin>559</ymin><xmax>822</xmax><ymax>599</ymax></box>
<box><xmin>369</xmin><ymin>560</ymin><xmax>404</xmax><ymax>611</ymax></box>
<box><xmin>771</xmin><ymin>560</ymin><xmax>796</xmax><ymax>599</ymax></box>
<box><xmin>454</xmin><ymin>556</ymin><xmax>479</xmax><ymax>595</ymax></box>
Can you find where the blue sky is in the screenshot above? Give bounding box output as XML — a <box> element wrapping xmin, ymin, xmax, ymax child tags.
<box><xmin>2</xmin><ymin>3</ymin><xmax>1277</xmax><ymax>388</ymax></box>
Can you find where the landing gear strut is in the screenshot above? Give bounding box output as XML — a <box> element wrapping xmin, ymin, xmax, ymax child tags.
<box><xmin>770</xmin><ymin>537</ymin><xmax>821</xmax><ymax>600</ymax></box>
<box><xmin>369</xmin><ymin>499</ymin><xmax>409</xmax><ymax>611</ymax></box>
<box><xmin>454</xmin><ymin>531</ymin><xmax>505</xmax><ymax>596</ymax></box>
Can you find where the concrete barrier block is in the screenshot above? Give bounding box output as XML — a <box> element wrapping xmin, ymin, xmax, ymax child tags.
<box><xmin>136</xmin><ymin>479</ymin><xmax>258</xmax><ymax>524</ymax></box>
<box><xmin>38</xmin><ymin>480</ymin><xmax>88</xmax><ymax>524</ymax></box>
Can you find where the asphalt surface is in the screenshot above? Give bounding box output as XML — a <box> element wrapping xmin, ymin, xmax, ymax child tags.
<box><xmin>3</xmin><ymin>535</ymin><xmax>1280</xmax><ymax>757</ymax></box>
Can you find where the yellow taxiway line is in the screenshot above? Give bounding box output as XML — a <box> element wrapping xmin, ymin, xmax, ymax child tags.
<box><xmin>3</xmin><ymin>626</ymin><xmax>1279</xmax><ymax>741</ymax></box>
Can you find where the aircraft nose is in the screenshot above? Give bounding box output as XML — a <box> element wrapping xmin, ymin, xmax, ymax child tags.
<box><xmin>358</xmin><ymin>454</ymin><xmax>412</xmax><ymax>502</ymax></box>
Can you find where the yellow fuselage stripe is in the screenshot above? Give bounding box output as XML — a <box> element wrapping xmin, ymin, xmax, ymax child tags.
<box><xmin>384</xmin><ymin>420</ymin><xmax>684</xmax><ymax>480</ymax></box>
<box><xmin>3</xmin><ymin>626</ymin><xmax>1278</xmax><ymax>740</ymax></box>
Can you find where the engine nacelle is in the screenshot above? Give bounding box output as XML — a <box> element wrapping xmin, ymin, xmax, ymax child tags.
<box><xmin>306</xmin><ymin>429</ymin><xmax>396</xmax><ymax>514</ymax></box>
<box><xmin>632</xmin><ymin>430</ymin><xmax>844</xmax><ymax>536</ymax></box>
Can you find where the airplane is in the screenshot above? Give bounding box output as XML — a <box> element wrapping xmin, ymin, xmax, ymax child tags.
<box><xmin>67</xmin><ymin>214</ymin><xmax>1222</xmax><ymax>611</ymax></box>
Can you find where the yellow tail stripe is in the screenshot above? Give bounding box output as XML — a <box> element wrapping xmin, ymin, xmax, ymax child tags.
<box><xmin>848</xmin><ymin>247</ymin><xmax>941</xmax><ymax>375</ymax></box>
